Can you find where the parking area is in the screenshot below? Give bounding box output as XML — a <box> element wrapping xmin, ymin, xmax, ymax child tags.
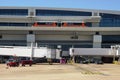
<box><xmin>0</xmin><ymin>63</ymin><xmax>120</xmax><ymax>80</ymax></box>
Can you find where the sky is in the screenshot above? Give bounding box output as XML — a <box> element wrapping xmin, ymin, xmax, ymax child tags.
<box><xmin>0</xmin><ymin>0</ymin><xmax>119</xmax><ymax>11</ymax></box>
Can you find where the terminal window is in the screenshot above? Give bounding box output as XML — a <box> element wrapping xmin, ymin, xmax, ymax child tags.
<box><xmin>0</xmin><ymin>9</ymin><xmax>28</xmax><ymax>16</ymax></box>
<box><xmin>100</xmin><ymin>13</ymin><xmax>120</xmax><ymax>27</ymax></box>
<box><xmin>36</xmin><ymin>9</ymin><xmax>92</xmax><ymax>16</ymax></box>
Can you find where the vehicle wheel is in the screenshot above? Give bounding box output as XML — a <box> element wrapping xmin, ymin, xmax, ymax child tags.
<box><xmin>22</xmin><ymin>64</ymin><xmax>25</xmax><ymax>67</ymax></box>
<box><xmin>17</xmin><ymin>64</ymin><xmax>19</xmax><ymax>67</ymax></box>
<box><xmin>29</xmin><ymin>64</ymin><xmax>32</xmax><ymax>66</ymax></box>
<box><xmin>49</xmin><ymin>62</ymin><xmax>52</xmax><ymax>65</ymax></box>
<box><xmin>80</xmin><ymin>61</ymin><xmax>83</xmax><ymax>64</ymax></box>
<box><xmin>95</xmin><ymin>62</ymin><xmax>98</xmax><ymax>64</ymax></box>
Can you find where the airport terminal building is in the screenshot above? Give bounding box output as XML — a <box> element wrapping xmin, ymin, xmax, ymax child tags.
<box><xmin>0</xmin><ymin>7</ymin><xmax>120</xmax><ymax>51</ymax></box>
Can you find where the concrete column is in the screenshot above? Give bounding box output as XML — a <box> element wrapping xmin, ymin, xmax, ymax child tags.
<box><xmin>92</xmin><ymin>22</ymin><xmax>99</xmax><ymax>27</ymax></box>
<box><xmin>28</xmin><ymin>8</ymin><xmax>35</xmax><ymax>17</ymax></box>
<box><xmin>26</xmin><ymin>34</ymin><xmax>35</xmax><ymax>60</ymax></box>
<box><xmin>93</xmin><ymin>35</ymin><xmax>102</xmax><ymax>48</ymax></box>
<box><xmin>26</xmin><ymin>34</ymin><xmax>35</xmax><ymax>46</ymax></box>
<box><xmin>27</xmin><ymin>8</ymin><xmax>36</xmax><ymax>27</ymax></box>
<box><xmin>92</xmin><ymin>12</ymin><xmax>100</xmax><ymax>27</ymax></box>
<box><xmin>92</xmin><ymin>12</ymin><xmax>99</xmax><ymax>16</ymax></box>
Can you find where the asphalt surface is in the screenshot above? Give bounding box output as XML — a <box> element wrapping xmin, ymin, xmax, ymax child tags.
<box><xmin>0</xmin><ymin>63</ymin><xmax>120</xmax><ymax>80</ymax></box>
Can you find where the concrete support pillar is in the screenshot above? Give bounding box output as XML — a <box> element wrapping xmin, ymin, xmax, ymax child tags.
<box><xmin>92</xmin><ymin>22</ymin><xmax>99</xmax><ymax>27</ymax></box>
<box><xmin>26</xmin><ymin>34</ymin><xmax>35</xmax><ymax>47</ymax></box>
<box><xmin>28</xmin><ymin>8</ymin><xmax>35</xmax><ymax>17</ymax></box>
<box><xmin>26</xmin><ymin>34</ymin><xmax>35</xmax><ymax>60</ymax></box>
<box><xmin>27</xmin><ymin>8</ymin><xmax>35</xmax><ymax>27</ymax></box>
<box><xmin>92</xmin><ymin>12</ymin><xmax>100</xmax><ymax>27</ymax></box>
<box><xmin>93</xmin><ymin>35</ymin><xmax>102</xmax><ymax>48</ymax></box>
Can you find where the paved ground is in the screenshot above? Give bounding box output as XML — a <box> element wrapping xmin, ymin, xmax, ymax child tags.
<box><xmin>0</xmin><ymin>63</ymin><xmax>120</xmax><ymax>80</ymax></box>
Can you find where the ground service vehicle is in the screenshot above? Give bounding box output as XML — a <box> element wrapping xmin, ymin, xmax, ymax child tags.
<box><xmin>21</xmin><ymin>60</ymin><xmax>33</xmax><ymax>66</ymax></box>
<box><xmin>95</xmin><ymin>60</ymin><xmax>104</xmax><ymax>64</ymax></box>
<box><xmin>6</xmin><ymin>59</ymin><xmax>19</xmax><ymax>67</ymax></box>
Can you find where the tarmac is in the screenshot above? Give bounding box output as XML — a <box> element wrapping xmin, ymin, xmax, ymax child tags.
<box><xmin>0</xmin><ymin>63</ymin><xmax>120</xmax><ymax>80</ymax></box>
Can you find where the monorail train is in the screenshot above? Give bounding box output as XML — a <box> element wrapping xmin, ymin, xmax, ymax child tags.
<box><xmin>32</xmin><ymin>21</ymin><xmax>86</xmax><ymax>27</ymax></box>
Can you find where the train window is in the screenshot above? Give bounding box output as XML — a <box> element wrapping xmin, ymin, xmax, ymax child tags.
<box><xmin>33</xmin><ymin>22</ymin><xmax>57</xmax><ymax>27</ymax></box>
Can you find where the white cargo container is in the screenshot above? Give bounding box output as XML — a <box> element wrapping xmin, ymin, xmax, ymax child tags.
<box><xmin>69</xmin><ymin>48</ymin><xmax>113</xmax><ymax>56</ymax></box>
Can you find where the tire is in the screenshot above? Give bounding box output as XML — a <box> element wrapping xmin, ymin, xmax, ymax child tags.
<box><xmin>49</xmin><ymin>62</ymin><xmax>52</xmax><ymax>65</ymax></box>
<box><xmin>17</xmin><ymin>64</ymin><xmax>19</xmax><ymax>67</ymax></box>
<box><xmin>22</xmin><ymin>64</ymin><xmax>25</xmax><ymax>67</ymax></box>
<box><xmin>29</xmin><ymin>64</ymin><xmax>32</xmax><ymax>66</ymax></box>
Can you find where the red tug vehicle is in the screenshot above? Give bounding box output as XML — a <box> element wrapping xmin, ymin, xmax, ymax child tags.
<box><xmin>21</xmin><ymin>60</ymin><xmax>33</xmax><ymax>66</ymax></box>
<box><xmin>6</xmin><ymin>59</ymin><xmax>19</xmax><ymax>67</ymax></box>
<box><xmin>6</xmin><ymin>59</ymin><xmax>33</xmax><ymax>67</ymax></box>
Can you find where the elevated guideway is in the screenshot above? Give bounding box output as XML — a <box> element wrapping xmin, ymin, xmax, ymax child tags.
<box><xmin>0</xmin><ymin>27</ymin><xmax>120</xmax><ymax>32</ymax></box>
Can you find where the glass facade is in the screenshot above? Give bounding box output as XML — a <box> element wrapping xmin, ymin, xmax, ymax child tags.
<box><xmin>0</xmin><ymin>22</ymin><xmax>28</xmax><ymax>26</ymax></box>
<box><xmin>102</xmin><ymin>35</ymin><xmax>120</xmax><ymax>43</ymax></box>
<box><xmin>36</xmin><ymin>9</ymin><xmax>92</xmax><ymax>16</ymax></box>
<box><xmin>0</xmin><ymin>8</ymin><xmax>120</xmax><ymax>50</ymax></box>
<box><xmin>102</xmin><ymin>35</ymin><xmax>120</xmax><ymax>48</ymax></box>
<box><xmin>0</xmin><ymin>9</ymin><xmax>28</xmax><ymax>16</ymax></box>
<box><xmin>100</xmin><ymin>13</ymin><xmax>120</xmax><ymax>27</ymax></box>
<box><xmin>85</xmin><ymin>22</ymin><xmax>92</xmax><ymax>27</ymax></box>
<box><xmin>0</xmin><ymin>40</ymin><xmax>26</xmax><ymax>46</ymax></box>
<box><xmin>37</xmin><ymin>40</ymin><xmax>92</xmax><ymax>51</ymax></box>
